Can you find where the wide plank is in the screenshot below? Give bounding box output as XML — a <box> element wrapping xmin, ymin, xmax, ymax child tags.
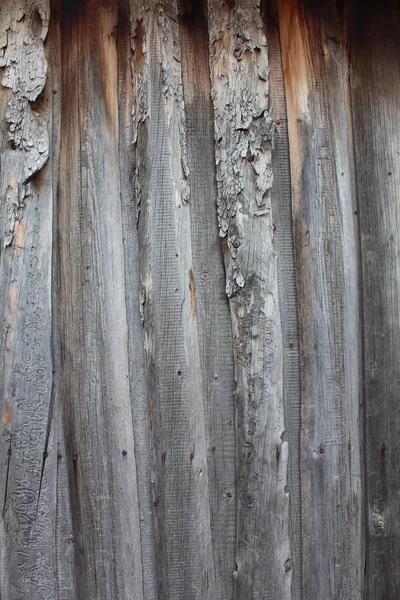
<box><xmin>278</xmin><ymin>0</ymin><xmax>363</xmax><ymax>597</ymax></box>
<box><xmin>349</xmin><ymin>0</ymin><xmax>400</xmax><ymax>596</ymax></box>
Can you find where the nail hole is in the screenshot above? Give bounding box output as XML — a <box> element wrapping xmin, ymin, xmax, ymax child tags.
<box><xmin>224</xmin><ymin>490</ymin><xmax>233</xmax><ymax>502</ymax></box>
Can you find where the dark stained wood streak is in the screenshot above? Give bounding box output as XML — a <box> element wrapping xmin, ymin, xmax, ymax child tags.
<box><xmin>207</xmin><ymin>0</ymin><xmax>292</xmax><ymax>597</ymax></box>
<box><xmin>49</xmin><ymin>1</ymin><xmax>77</xmax><ymax>597</ymax></box>
<box><xmin>349</xmin><ymin>0</ymin><xmax>400</xmax><ymax>596</ymax></box>
<box><xmin>58</xmin><ymin>0</ymin><xmax>144</xmax><ymax>597</ymax></box>
<box><xmin>179</xmin><ymin>2</ymin><xmax>237</xmax><ymax>598</ymax></box>
<box><xmin>278</xmin><ymin>0</ymin><xmax>363</xmax><ymax>598</ymax></box>
<box><xmin>132</xmin><ymin>1</ymin><xmax>215</xmax><ymax>597</ymax></box>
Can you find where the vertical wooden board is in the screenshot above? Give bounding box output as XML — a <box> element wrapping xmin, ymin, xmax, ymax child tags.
<box><xmin>132</xmin><ymin>1</ymin><xmax>215</xmax><ymax>598</ymax></box>
<box><xmin>178</xmin><ymin>2</ymin><xmax>236</xmax><ymax>598</ymax></box>
<box><xmin>118</xmin><ymin>1</ymin><xmax>158</xmax><ymax>598</ymax></box>
<box><xmin>49</xmin><ymin>1</ymin><xmax>77</xmax><ymax>597</ymax></box>
<box><xmin>261</xmin><ymin>1</ymin><xmax>302</xmax><ymax>597</ymax></box>
<box><xmin>58</xmin><ymin>1</ymin><xmax>144</xmax><ymax>597</ymax></box>
<box><xmin>207</xmin><ymin>1</ymin><xmax>291</xmax><ymax>597</ymax></box>
<box><xmin>0</xmin><ymin>2</ymin><xmax>58</xmax><ymax>597</ymax></box>
<box><xmin>349</xmin><ymin>1</ymin><xmax>400</xmax><ymax>597</ymax></box>
<box><xmin>278</xmin><ymin>0</ymin><xmax>363</xmax><ymax>598</ymax></box>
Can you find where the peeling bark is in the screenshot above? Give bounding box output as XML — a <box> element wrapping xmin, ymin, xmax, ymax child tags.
<box><xmin>0</xmin><ymin>2</ymin><xmax>399</xmax><ymax>598</ymax></box>
<box><xmin>207</xmin><ymin>2</ymin><xmax>291</xmax><ymax>598</ymax></box>
<box><xmin>0</xmin><ymin>2</ymin><xmax>55</xmax><ymax>599</ymax></box>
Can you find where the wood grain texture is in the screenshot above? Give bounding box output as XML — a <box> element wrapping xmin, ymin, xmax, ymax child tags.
<box><xmin>132</xmin><ymin>1</ymin><xmax>215</xmax><ymax>597</ymax></box>
<box><xmin>118</xmin><ymin>0</ymin><xmax>158</xmax><ymax>597</ymax></box>
<box><xmin>261</xmin><ymin>2</ymin><xmax>302</xmax><ymax>597</ymax></box>
<box><xmin>349</xmin><ymin>0</ymin><xmax>400</xmax><ymax>596</ymax></box>
<box><xmin>278</xmin><ymin>0</ymin><xmax>363</xmax><ymax>598</ymax></box>
<box><xmin>58</xmin><ymin>1</ymin><xmax>144</xmax><ymax>597</ymax></box>
<box><xmin>49</xmin><ymin>2</ymin><xmax>77</xmax><ymax>597</ymax></box>
<box><xmin>1</xmin><ymin>2</ymin><xmax>399</xmax><ymax>597</ymax></box>
<box><xmin>0</xmin><ymin>2</ymin><xmax>56</xmax><ymax>598</ymax></box>
<box><xmin>179</xmin><ymin>3</ymin><xmax>237</xmax><ymax>599</ymax></box>
<box><xmin>207</xmin><ymin>1</ymin><xmax>291</xmax><ymax>597</ymax></box>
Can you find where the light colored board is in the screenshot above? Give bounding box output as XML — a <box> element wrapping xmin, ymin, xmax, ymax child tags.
<box><xmin>178</xmin><ymin>3</ymin><xmax>237</xmax><ymax>598</ymax></box>
<box><xmin>278</xmin><ymin>0</ymin><xmax>363</xmax><ymax>598</ymax></box>
<box><xmin>349</xmin><ymin>0</ymin><xmax>400</xmax><ymax>596</ymax></box>
<box><xmin>132</xmin><ymin>1</ymin><xmax>215</xmax><ymax>597</ymax></box>
<box><xmin>261</xmin><ymin>1</ymin><xmax>302</xmax><ymax>597</ymax></box>
<box><xmin>58</xmin><ymin>1</ymin><xmax>144</xmax><ymax>597</ymax></box>
<box><xmin>207</xmin><ymin>1</ymin><xmax>292</xmax><ymax>597</ymax></box>
<box><xmin>118</xmin><ymin>1</ymin><xmax>158</xmax><ymax>597</ymax></box>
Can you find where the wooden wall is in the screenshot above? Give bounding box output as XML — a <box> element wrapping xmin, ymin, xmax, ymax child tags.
<box><xmin>0</xmin><ymin>0</ymin><xmax>398</xmax><ymax>598</ymax></box>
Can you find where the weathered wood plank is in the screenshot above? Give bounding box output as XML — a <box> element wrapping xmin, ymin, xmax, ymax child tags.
<box><xmin>349</xmin><ymin>1</ymin><xmax>400</xmax><ymax>597</ymax></box>
<box><xmin>278</xmin><ymin>0</ymin><xmax>363</xmax><ymax>598</ymax></box>
<box><xmin>49</xmin><ymin>1</ymin><xmax>77</xmax><ymax>597</ymax></box>
<box><xmin>118</xmin><ymin>1</ymin><xmax>158</xmax><ymax>598</ymax></box>
<box><xmin>58</xmin><ymin>1</ymin><xmax>144</xmax><ymax>597</ymax></box>
<box><xmin>132</xmin><ymin>1</ymin><xmax>215</xmax><ymax>597</ymax></box>
<box><xmin>207</xmin><ymin>1</ymin><xmax>291</xmax><ymax>597</ymax></box>
<box><xmin>261</xmin><ymin>2</ymin><xmax>302</xmax><ymax>597</ymax></box>
<box><xmin>0</xmin><ymin>2</ymin><xmax>58</xmax><ymax>598</ymax></box>
<box><xmin>178</xmin><ymin>2</ymin><xmax>236</xmax><ymax>598</ymax></box>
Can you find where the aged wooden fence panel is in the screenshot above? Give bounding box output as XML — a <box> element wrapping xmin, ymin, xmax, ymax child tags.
<box><xmin>0</xmin><ymin>0</ymin><xmax>398</xmax><ymax>598</ymax></box>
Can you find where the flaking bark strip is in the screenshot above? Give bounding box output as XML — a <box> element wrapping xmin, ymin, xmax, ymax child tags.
<box><xmin>0</xmin><ymin>0</ymin><xmax>49</xmax><ymax>247</ymax></box>
<box><xmin>132</xmin><ymin>0</ymin><xmax>189</xmax><ymax>221</ymax></box>
<box><xmin>207</xmin><ymin>1</ymin><xmax>291</xmax><ymax>598</ymax></box>
<box><xmin>0</xmin><ymin>3</ymin><xmax>54</xmax><ymax>598</ymax></box>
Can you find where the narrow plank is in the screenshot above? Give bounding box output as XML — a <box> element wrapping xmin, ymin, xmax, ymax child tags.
<box><xmin>178</xmin><ymin>2</ymin><xmax>236</xmax><ymax>598</ymax></box>
<box><xmin>58</xmin><ymin>1</ymin><xmax>144</xmax><ymax>597</ymax></box>
<box><xmin>349</xmin><ymin>1</ymin><xmax>400</xmax><ymax>597</ymax></box>
<box><xmin>277</xmin><ymin>0</ymin><xmax>363</xmax><ymax>598</ymax></box>
<box><xmin>261</xmin><ymin>1</ymin><xmax>302</xmax><ymax>597</ymax></box>
<box><xmin>206</xmin><ymin>1</ymin><xmax>292</xmax><ymax>597</ymax></box>
<box><xmin>0</xmin><ymin>2</ymin><xmax>58</xmax><ymax>598</ymax></box>
<box><xmin>49</xmin><ymin>1</ymin><xmax>77</xmax><ymax>597</ymax></box>
<box><xmin>118</xmin><ymin>0</ymin><xmax>158</xmax><ymax>597</ymax></box>
<box><xmin>132</xmin><ymin>1</ymin><xmax>215</xmax><ymax>597</ymax></box>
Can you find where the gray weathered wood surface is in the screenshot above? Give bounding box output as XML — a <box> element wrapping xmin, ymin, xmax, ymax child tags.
<box><xmin>278</xmin><ymin>0</ymin><xmax>363</xmax><ymax>597</ymax></box>
<box><xmin>0</xmin><ymin>0</ymin><xmax>398</xmax><ymax>598</ymax></box>
<box><xmin>349</xmin><ymin>0</ymin><xmax>400</xmax><ymax>596</ymax></box>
